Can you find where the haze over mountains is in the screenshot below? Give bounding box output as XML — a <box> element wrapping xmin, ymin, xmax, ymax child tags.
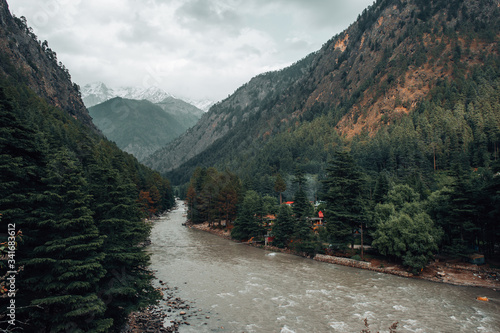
<box><xmin>82</xmin><ymin>81</ymin><xmax>215</xmax><ymax>111</ymax></box>
<box><xmin>83</xmin><ymin>81</ymin><xmax>207</xmax><ymax>161</ymax></box>
<box><xmin>88</xmin><ymin>96</ymin><xmax>204</xmax><ymax>162</ymax></box>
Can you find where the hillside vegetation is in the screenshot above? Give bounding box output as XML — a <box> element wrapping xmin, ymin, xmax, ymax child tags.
<box><xmin>146</xmin><ymin>0</ymin><xmax>500</xmax><ymax>187</ymax></box>
<box><xmin>166</xmin><ymin>0</ymin><xmax>500</xmax><ymax>265</ymax></box>
<box><xmin>0</xmin><ymin>1</ymin><xmax>174</xmax><ymax>331</ymax></box>
<box><xmin>89</xmin><ymin>97</ymin><xmax>203</xmax><ymax>161</ymax></box>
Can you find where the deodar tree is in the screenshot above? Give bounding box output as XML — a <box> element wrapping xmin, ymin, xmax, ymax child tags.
<box><xmin>231</xmin><ymin>190</ymin><xmax>264</xmax><ymax>241</ymax></box>
<box><xmin>186</xmin><ymin>167</ymin><xmax>241</xmax><ymax>226</ymax></box>
<box><xmin>322</xmin><ymin>150</ymin><xmax>366</xmax><ymax>250</ymax></box>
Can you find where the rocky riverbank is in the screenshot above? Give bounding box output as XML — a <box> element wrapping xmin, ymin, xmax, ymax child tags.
<box><xmin>189</xmin><ymin>222</ymin><xmax>500</xmax><ymax>291</ymax></box>
<box><xmin>123</xmin><ymin>279</ymin><xmax>214</xmax><ymax>332</ymax></box>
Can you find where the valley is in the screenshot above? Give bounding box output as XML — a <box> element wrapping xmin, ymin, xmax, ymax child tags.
<box><xmin>1</xmin><ymin>0</ymin><xmax>500</xmax><ymax>332</ymax></box>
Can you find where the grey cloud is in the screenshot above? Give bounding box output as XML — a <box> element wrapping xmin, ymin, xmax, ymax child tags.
<box><xmin>286</xmin><ymin>39</ymin><xmax>311</xmax><ymax>51</ymax></box>
<box><xmin>117</xmin><ymin>14</ymin><xmax>161</xmax><ymax>44</ymax></box>
<box><xmin>8</xmin><ymin>0</ymin><xmax>374</xmax><ymax>101</ymax></box>
<box><xmin>175</xmin><ymin>0</ymin><xmax>241</xmax><ymax>30</ymax></box>
<box><xmin>236</xmin><ymin>44</ymin><xmax>261</xmax><ymax>57</ymax></box>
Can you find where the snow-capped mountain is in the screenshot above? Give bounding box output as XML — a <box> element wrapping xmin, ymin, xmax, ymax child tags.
<box><xmin>182</xmin><ymin>98</ymin><xmax>215</xmax><ymax>112</ymax></box>
<box><xmin>81</xmin><ymin>82</ymin><xmax>115</xmax><ymax>108</ymax></box>
<box><xmin>81</xmin><ymin>82</ymin><xmax>173</xmax><ymax>107</ymax></box>
<box><xmin>81</xmin><ymin>82</ymin><xmax>214</xmax><ymax>111</ymax></box>
<box><xmin>113</xmin><ymin>86</ymin><xmax>174</xmax><ymax>104</ymax></box>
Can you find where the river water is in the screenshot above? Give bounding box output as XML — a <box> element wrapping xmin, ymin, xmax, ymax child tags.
<box><xmin>148</xmin><ymin>202</ymin><xmax>500</xmax><ymax>332</ymax></box>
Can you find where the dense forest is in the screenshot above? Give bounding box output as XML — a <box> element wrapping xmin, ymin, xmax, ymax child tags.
<box><xmin>184</xmin><ymin>58</ymin><xmax>500</xmax><ymax>268</ymax></box>
<box><xmin>186</xmin><ymin>146</ymin><xmax>499</xmax><ymax>273</ymax></box>
<box><xmin>0</xmin><ymin>11</ymin><xmax>175</xmax><ymax>333</ymax></box>
<box><xmin>182</xmin><ymin>0</ymin><xmax>500</xmax><ymax>269</ymax></box>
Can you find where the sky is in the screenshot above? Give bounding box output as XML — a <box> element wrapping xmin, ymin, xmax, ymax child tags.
<box><xmin>9</xmin><ymin>0</ymin><xmax>373</xmax><ymax>102</ymax></box>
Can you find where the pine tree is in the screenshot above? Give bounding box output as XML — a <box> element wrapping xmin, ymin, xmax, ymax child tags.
<box><xmin>217</xmin><ymin>171</ymin><xmax>241</xmax><ymax>227</ymax></box>
<box><xmin>322</xmin><ymin>150</ymin><xmax>366</xmax><ymax>249</ymax></box>
<box><xmin>87</xmin><ymin>153</ymin><xmax>160</xmax><ymax>328</ymax></box>
<box><xmin>21</xmin><ymin>149</ymin><xmax>111</xmax><ymax>332</ymax></box>
<box><xmin>274</xmin><ymin>173</ymin><xmax>287</xmax><ymax>205</ymax></box>
<box><xmin>231</xmin><ymin>191</ymin><xmax>263</xmax><ymax>241</ymax></box>
<box><xmin>373</xmin><ymin>172</ymin><xmax>390</xmax><ymax>203</ymax></box>
<box><xmin>272</xmin><ymin>205</ymin><xmax>295</xmax><ymax>248</ymax></box>
<box><xmin>446</xmin><ymin>165</ymin><xmax>480</xmax><ymax>256</ymax></box>
<box><xmin>292</xmin><ymin>186</ymin><xmax>311</xmax><ymax>219</ymax></box>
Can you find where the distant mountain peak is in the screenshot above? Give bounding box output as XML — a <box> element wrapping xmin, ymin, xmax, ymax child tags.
<box><xmin>81</xmin><ymin>82</ymin><xmax>215</xmax><ymax>111</ymax></box>
<box><xmin>81</xmin><ymin>82</ymin><xmax>173</xmax><ymax>107</ymax></box>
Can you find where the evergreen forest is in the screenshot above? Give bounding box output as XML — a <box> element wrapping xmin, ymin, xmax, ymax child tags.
<box><xmin>0</xmin><ymin>66</ymin><xmax>174</xmax><ymax>331</ymax></box>
<box><xmin>182</xmin><ymin>0</ymin><xmax>500</xmax><ymax>272</ymax></box>
<box><xmin>2</xmin><ymin>0</ymin><xmax>500</xmax><ymax>330</ymax></box>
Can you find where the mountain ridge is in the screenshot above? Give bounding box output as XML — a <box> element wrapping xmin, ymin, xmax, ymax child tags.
<box><xmin>89</xmin><ymin>96</ymin><xmax>203</xmax><ymax>162</ymax></box>
<box><xmin>0</xmin><ymin>0</ymin><xmax>96</xmax><ymax>131</ymax></box>
<box><xmin>82</xmin><ymin>81</ymin><xmax>215</xmax><ymax>111</ymax></box>
<box><xmin>144</xmin><ymin>0</ymin><xmax>500</xmax><ymax>185</ymax></box>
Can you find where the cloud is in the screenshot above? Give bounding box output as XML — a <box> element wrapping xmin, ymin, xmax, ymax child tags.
<box><xmin>176</xmin><ymin>0</ymin><xmax>241</xmax><ymax>29</ymax></box>
<box><xmin>8</xmin><ymin>0</ymin><xmax>373</xmax><ymax>101</ymax></box>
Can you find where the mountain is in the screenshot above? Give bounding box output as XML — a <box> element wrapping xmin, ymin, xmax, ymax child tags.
<box><xmin>181</xmin><ymin>97</ymin><xmax>216</xmax><ymax>112</ymax></box>
<box><xmin>145</xmin><ymin>0</ymin><xmax>500</xmax><ymax>186</ymax></box>
<box><xmin>0</xmin><ymin>1</ymin><xmax>96</xmax><ymax>130</ymax></box>
<box><xmin>82</xmin><ymin>82</ymin><xmax>173</xmax><ymax>107</ymax></box>
<box><xmin>145</xmin><ymin>55</ymin><xmax>315</xmax><ymax>175</ymax></box>
<box><xmin>81</xmin><ymin>81</ymin><xmax>115</xmax><ymax>107</ymax></box>
<box><xmin>0</xmin><ymin>0</ymin><xmax>174</xmax><ymax>331</ymax></box>
<box><xmin>155</xmin><ymin>96</ymin><xmax>205</xmax><ymax>128</ymax></box>
<box><xmin>81</xmin><ymin>81</ymin><xmax>215</xmax><ymax>111</ymax></box>
<box><xmin>89</xmin><ymin>97</ymin><xmax>203</xmax><ymax>161</ymax></box>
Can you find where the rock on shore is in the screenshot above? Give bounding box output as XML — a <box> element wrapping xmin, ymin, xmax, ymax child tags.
<box><xmin>123</xmin><ymin>279</ymin><xmax>214</xmax><ymax>332</ymax></box>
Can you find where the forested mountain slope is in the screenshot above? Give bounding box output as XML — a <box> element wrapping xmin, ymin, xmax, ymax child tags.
<box><xmin>89</xmin><ymin>97</ymin><xmax>203</xmax><ymax>162</ymax></box>
<box><xmin>146</xmin><ymin>0</ymin><xmax>500</xmax><ymax>187</ymax></box>
<box><xmin>0</xmin><ymin>0</ymin><xmax>95</xmax><ymax>130</ymax></box>
<box><xmin>0</xmin><ymin>1</ymin><xmax>174</xmax><ymax>331</ymax></box>
<box><xmin>155</xmin><ymin>96</ymin><xmax>204</xmax><ymax>129</ymax></box>
<box><xmin>145</xmin><ymin>53</ymin><xmax>315</xmax><ymax>173</ymax></box>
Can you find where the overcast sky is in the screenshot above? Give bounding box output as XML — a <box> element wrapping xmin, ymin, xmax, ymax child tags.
<box><xmin>9</xmin><ymin>0</ymin><xmax>373</xmax><ymax>102</ymax></box>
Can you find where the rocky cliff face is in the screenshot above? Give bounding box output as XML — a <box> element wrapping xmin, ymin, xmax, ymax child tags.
<box><xmin>0</xmin><ymin>0</ymin><xmax>96</xmax><ymax>131</ymax></box>
<box><xmin>146</xmin><ymin>0</ymin><xmax>500</xmax><ymax>176</ymax></box>
<box><xmin>301</xmin><ymin>0</ymin><xmax>500</xmax><ymax>138</ymax></box>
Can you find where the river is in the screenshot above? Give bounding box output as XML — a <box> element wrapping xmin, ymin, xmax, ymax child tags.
<box><xmin>148</xmin><ymin>202</ymin><xmax>500</xmax><ymax>332</ymax></box>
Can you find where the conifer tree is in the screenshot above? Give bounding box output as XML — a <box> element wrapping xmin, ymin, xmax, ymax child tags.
<box><xmin>87</xmin><ymin>153</ymin><xmax>159</xmax><ymax>328</ymax></box>
<box><xmin>322</xmin><ymin>150</ymin><xmax>366</xmax><ymax>249</ymax></box>
<box><xmin>274</xmin><ymin>173</ymin><xmax>287</xmax><ymax>205</ymax></box>
<box><xmin>21</xmin><ymin>148</ymin><xmax>111</xmax><ymax>332</ymax></box>
<box><xmin>216</xmin><ymin>171</ymin><xmax>241</xmax><ymax>226</ymax></box>
<box><xmin>373</xmin><ymin>172</ymin><xmax>390</xmax><ymax>203</ymax></box>
<box><xmin>290</xmin><ymin>170</ymin><xmax>318</xmax><ymax>255</ymax></box>
<box><xmin>446</xmin><ymin>165</ymin><xmax>480</xmax><ymax>256</ymax></box>
<box><xmin>231</xmin><ymin>190</ymin><xmax>263</xmax><ymax>241</ymax></box>
<box><xmin>272</xmin><ymin>205</ymin><xmax>295</xmax><ymax>248</ymax></box>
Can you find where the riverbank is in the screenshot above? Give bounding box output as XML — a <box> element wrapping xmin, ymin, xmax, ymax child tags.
<box><xmin>123</xmin><ymin>279</ymin><xmax>214</xmax><ymax>332</ymax></box>
<box><xmin>189</xmin><ymin>221</ymin><xmax>500</xmax><ymax>291</ymax></box>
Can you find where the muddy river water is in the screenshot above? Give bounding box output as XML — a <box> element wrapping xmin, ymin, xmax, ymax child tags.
<box><xmin>148</xmin><ymin>202</ymin><xmax>500</xmax><ymax>332</ymax></box>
